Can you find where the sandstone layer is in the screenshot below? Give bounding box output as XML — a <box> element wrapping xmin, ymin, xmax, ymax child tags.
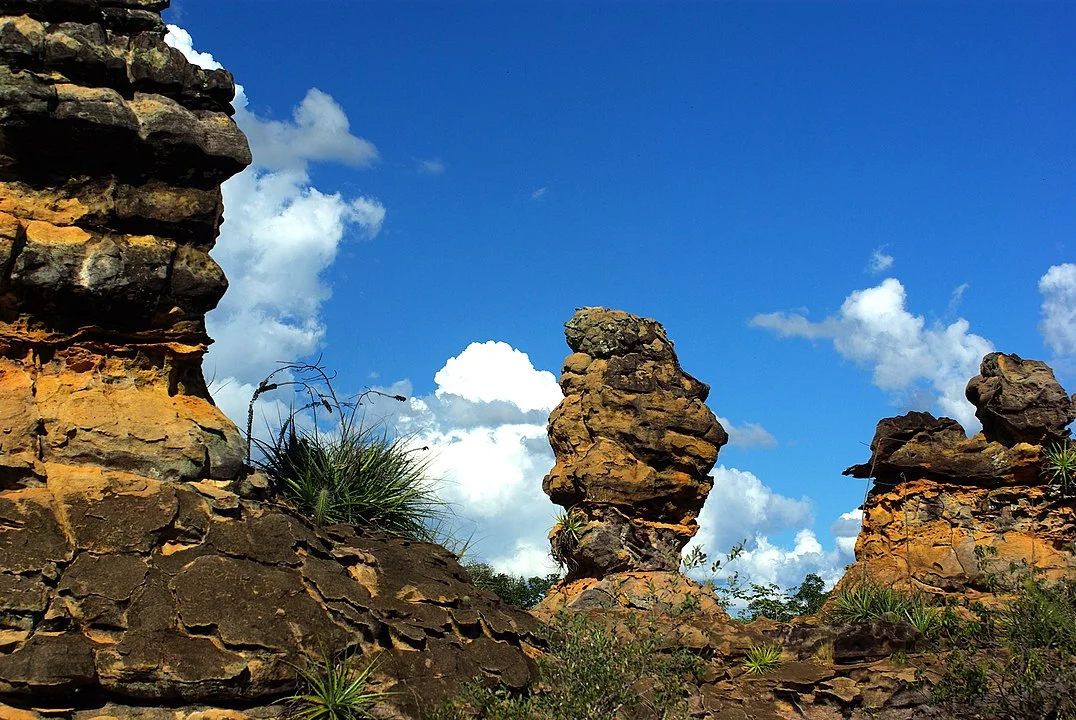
<box><xmin>0</xmin><ymin>0</ymin><xmax>250</xmax><ymax>489</ymax></box>
<box><xmin>543</xmin><ymin>307</ymin><xmax>728</xmax><ymax>579</ymax></box>
<box><xmin>0</xmin><ymin>1</ymin><xmax>539</xmax><ymax>714</ymax></box>
<box><xmin>841</xmin><ymin>353</ymin><xmax>1076</xmax><ymax>597</ymax></box>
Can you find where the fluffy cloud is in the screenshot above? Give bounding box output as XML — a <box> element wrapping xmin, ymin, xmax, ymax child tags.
<box><xmin>751</xmin><ymin>278</ymin><xmax>994</xmax><ymax>431</ymax></box>
<box><xmin>867</xmin><ymin>248</ymin><xmax>894</xmax><ymax>274</ymax></box>
<box><xmin>357</xmin><ymin>346</ymin><xmax>561</xmax><ymax>577</ymax></box>
<box><xmin>165</xmin><ymin>26</ymin><xmax>385</xmax><ymax>425</ymax></box>
<box><xmin>236</xmin><ymin>89</ymin><xmax>378</xmax><ymax>173</ymax></box>
<box><xmin>683</xmin><ymin>467</ymin><xmax>859</xmax><ymax>593</ymax></box>
<box><xmin>716</xmin><ymin>416</ymin><xmax>777</xmax><ymax>448</ymax></box>
<box><xmin>689</xmin><ymin>466</ymin><xmax>812</xmax><ymax>555</ymax></box>
<box><xmin>434</xmin><ymin>341</ymin><xmax>562</xmax><ymax>413</ymax></box>
<box><xmin>1039</xmin><ymin>263</ymin><xmax>1076</xmax><ymax>357</ymax></box>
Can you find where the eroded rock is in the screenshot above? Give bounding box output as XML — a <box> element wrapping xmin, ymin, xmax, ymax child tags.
<box><xmin>542</xmin><ymin>307</ymin><xmax>728</xmax><ymax>579</ymax></box>
<box><xmin>840</xmin><ymin>353</ymin><xmax>1076</xmax><ymax>598</ymax></box>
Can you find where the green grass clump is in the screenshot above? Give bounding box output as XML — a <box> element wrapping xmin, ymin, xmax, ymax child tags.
<box><xmin>741</xmin><ymin>643</ymin><xmax>783</xmax><ymax>675</ymax></box>
<box><xmin>827</xmin><ymin>579</ymin><xmax>941</xmax><ymax>634</ymax></box>
<box><xmin>432</xmin><ymin>611</ymin><xmax>699</xmax><ymax>719</ymax></box>
<box><xmin>256</xmin><ymin>410</ymin><xmax>447</xmax><ymax>538</ymax></box>
<box><xmin>279</xmin><ymin>652</ymin><xmax>391</xmax><ymax>720</ymax></box>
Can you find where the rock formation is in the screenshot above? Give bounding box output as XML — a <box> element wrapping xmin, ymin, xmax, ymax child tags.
<box><xmin>542</xmin><ymin>307</ymin><xmax>728</xmax><ymax>579</ymax></box>
<box><xmin>842</xmin><ymin>352</ymin><xmax>1076</xmax><ymax>597</ymax></box>
<box><xmin>0</xmin><ymin>2</ymin><xmax>538</xmax><ymax>716</ymax></box>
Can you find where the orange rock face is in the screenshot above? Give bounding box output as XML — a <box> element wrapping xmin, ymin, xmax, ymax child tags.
<box><xmin>841</xmin><ymin>354</ymin><xmax>1076</xmax><ymax>598</ymax></box>
<box><xmin>0</xmin><ymin>0</ymin><xmax>250</xmax><ymax>490</ymax></box>
<box><xmin>543</xmin><ymin>307</ymin><xmax>728</xmax><ymax>578</ymax></box>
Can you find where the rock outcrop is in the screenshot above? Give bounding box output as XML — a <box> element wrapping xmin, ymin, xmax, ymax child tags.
<box><xmin>542</xmin><ymin>307</ymin><xmax>728</xmax><ymax>580</ymax></box>
<box><xmin>0</xmin><ymin>0</ymin><xmax>250</xmax><ymax>489</ymax></box>
<box><xmin>0</xmin><ymin>473</ymin><xmax>538</xmax><ymax>715</ymax></box>
<box><xmin>841</xmin><ymin>353</ymin><xmax>1076</xmax><ymax>597</ymax></box>
<box><xmin>0</xmin><ymin>2</ymin><xmax>538</xmax><ymax>716</ymax></box>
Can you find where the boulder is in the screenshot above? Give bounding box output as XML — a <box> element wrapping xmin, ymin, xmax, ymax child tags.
<box><xmin>966</xmin><ymin>352</ymin><xmax>1076</xmax><ymax>447</ymax></box>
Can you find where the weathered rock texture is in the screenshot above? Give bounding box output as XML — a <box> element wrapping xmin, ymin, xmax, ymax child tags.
<box><xmin>0</xmin><ymin>0</ymin><xmax>250</xmax><ymax>489</ymax></box>
<box><xmin>0</xmin><ymin>2</ymin><xmax>539</xmax><ymax>715</ymax></box>
<box><xmin>0</xmin><ymin>473</ymin><xmax>538</xmax><ymax>716</ymax></box>
<box><xmin>841</xmin><ymin>353</ymin><xmax>1076</xmax><ymax>597</ymax></box>
<box><xmin>543</xmin><ymin>307</ymin><xmax>728</xmax><ymax>579</ymax></box>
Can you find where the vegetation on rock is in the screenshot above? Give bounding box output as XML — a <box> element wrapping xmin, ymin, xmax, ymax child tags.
<box><xmin>250</xmin><ymin>362</ymin><xmax>449</xmax><ymax>539</ymax></box>
<box><xmin>279</xmin><ymin>652</ymin><xmax>390</xmax><ymax>720</ymax></box>
<box><xmin>432</xmin><ymin>611</ymin><xmax>700</xmax><ymax>720</ymax></box>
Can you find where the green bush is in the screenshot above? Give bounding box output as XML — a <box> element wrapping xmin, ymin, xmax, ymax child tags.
<box><xmin>827</xmin><ymin>579</ymin><xmax>941</xmax><ymax>634</ymax></box>
<box><xmin>932</xmin><ymin>574</ymin><xmax>1076</xmax><ymax>719</ymax></box>
<box><xmin>431</xmin><ymin>611</ymin><xmax>700</xmax><ymax>719</ymax></box>
<box><xmin>741</xmin><ymin>573</ymin><xmax>829</xmax><ymax>622</ymax></box>
<box><xmin>464</xmin><ymin>562</ymin><xmax>562</xmax><ymax>609</ymax></box>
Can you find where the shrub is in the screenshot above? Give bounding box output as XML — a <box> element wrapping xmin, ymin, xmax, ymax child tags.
<box><xmin>932</xmin><ymin>574</ymin><xmax>1076</xmax><ymax>719</ymax></box>
<box><xmin>742</xmin><ymin>643</ymin><xmax>783</xmax><ymax>675</ymax></box>
<box><xmin>464</xmin><ymin>562</ymin><xmax>562</xmax><ymax>609</ymax></box>
<box><xmin>432</xmin><ymin>611</ymin><xmax>699</xmax><ymax>719</ymax></box>
<box><xmin>741</xmin><ymin>573</ymin><xmax>829</xmax><ymax>622</ymax></box>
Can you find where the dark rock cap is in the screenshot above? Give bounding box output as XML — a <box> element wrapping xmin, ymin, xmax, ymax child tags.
<box><xmin>966</xmin><ymin>352</ymin><xmax>1076</xmax><ymax>447</ymax></box>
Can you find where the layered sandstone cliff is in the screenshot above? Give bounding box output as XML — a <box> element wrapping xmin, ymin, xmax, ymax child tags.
<box><xmin>0</xmin><ymin>3</ymin><xmax>538</xmax><ymax>716</ymax></box>
<box><xmin>842</xmin><ymin>352</ymin><xmax>1076</xmax><ymax>597</ymax></box>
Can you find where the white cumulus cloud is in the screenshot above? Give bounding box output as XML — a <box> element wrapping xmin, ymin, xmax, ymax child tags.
<box><xmin>751</xmin><ymin>278</ymin><xmax>994</xmax><ymax>431</ymax></box>
<box><xmin>1040</xmin><ymin>263</ymin><xmax>1076</xmax><ymax>357</ymax></box>
<box><xmin>165</xmin><ymin>26</ymin><xmax>386</xmax><ymax>426</ymax></box>
<box><xmin>362</xmin><ymin>346</ymin><xmax>562</xmax><ymax>578</ymax></box>
<box><xmin>433</xmin><ymin>341</ymin><xmax>562</xmax><ymax>413</ymax></box>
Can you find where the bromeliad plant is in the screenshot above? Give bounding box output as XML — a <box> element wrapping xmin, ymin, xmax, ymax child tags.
<box><xmin>550</xmin><ymin>507</ymin><xmax>587</xmax><ymax>567</ymax></box>
<box><xmin>279</xmin><ymin>652</ymin><xmax>392</xmax><ymax>720</ymax></box>
<box><xmin>1042</xmin><ymin>440</ymin><xmax>1076</xmax><ymax>498</ymax></box>
<box><xmin>742</xmin><ymin>643</ymin><xmax>783</xmax><ymax>675</ymax></box>
<box><xmin>250</xmin><ymin>360</ymin><xmax>449</xmax><ymax>539</ymax></box>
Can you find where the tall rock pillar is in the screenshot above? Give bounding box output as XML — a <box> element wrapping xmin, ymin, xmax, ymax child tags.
<box><xmin>540</xmin><ymin>307</ymin><xmax>728</xmax><ymax>608</ymax></box>
<box><xmin>0</xmin><ymin>0</ymin><xmax>251</xmax><ymax>489</ymax></box>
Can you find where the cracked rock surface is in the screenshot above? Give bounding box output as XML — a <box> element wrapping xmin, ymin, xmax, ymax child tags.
<box><xmin>0</xmin><ymin>472</ymin><xmax>539</xmax><ymax>714</ymax></box>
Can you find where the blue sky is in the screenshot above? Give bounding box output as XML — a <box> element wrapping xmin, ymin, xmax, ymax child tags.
<box><xmin>164</xmin><ymin>1</ymin><xmax>1075</xmax><ymax>588</ymax></box>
